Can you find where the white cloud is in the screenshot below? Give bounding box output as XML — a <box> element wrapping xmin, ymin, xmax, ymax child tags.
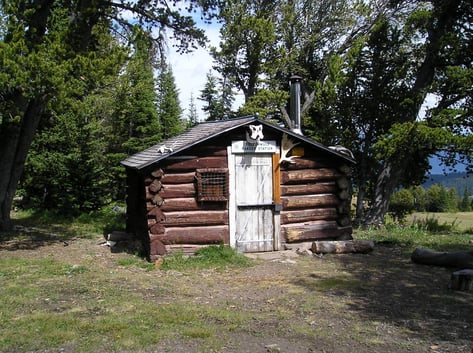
<box><xmin>168</xmin><ymin>22</ymin><xmax>244</xmax><ymax>121</ymax></box>
<box><xmin>117</xmin><ymin>3</ymin><xmax>243</xmax><ymax>121</ymax></box>
<box><xmin>168</xmin><ymin>23</ymin><xmax>220</xmax><ymax>121</ymax></box>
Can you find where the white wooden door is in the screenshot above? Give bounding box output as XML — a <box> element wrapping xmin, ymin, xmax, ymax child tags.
<box><xmin>234</xmin><ymin>154</ymin><xmax>274</xmax><ymax>252</ymax></box>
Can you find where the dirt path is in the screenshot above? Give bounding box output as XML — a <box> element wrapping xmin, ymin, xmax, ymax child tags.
<box><xmin>1</xmin><ymin>234</ymin><xmax>472</xmax><ymax>353</ymax></box>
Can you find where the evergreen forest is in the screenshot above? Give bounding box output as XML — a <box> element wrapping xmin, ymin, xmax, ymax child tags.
<box><xmin>0</xmin><ymin>0</ymin><xmax>472</xmax><ymax>231</ymax></box>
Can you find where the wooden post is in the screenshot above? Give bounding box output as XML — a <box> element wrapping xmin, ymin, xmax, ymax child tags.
<box><xmin>449</xmin><ymin>269</ymin><xmax>473</xmax><ymax>291</ymax></box>
<box><xmin>272</xmin><ymin>153</ymin><xmax>281</xmax><ymax>204</ymax></box>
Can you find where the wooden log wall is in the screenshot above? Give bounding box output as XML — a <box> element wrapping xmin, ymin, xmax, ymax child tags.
<box><xmin>279</xmin><ymin>156</ymin><xmax>353</xmax><ymax>245</ymax></box>
<box><xmin>145</xmin><ymin>146</ymin><xmax>230</xmax><ymax>259</ymax></box>
<box><xmin>133</xmin><ymin>134</ymin><xmax>353</xmax><ymax>258</ymax></box>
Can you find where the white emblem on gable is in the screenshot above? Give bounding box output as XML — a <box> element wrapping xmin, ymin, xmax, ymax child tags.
<box><xmin>246</xmin><ymin>124</ymin><xmax>264</xmax><ymax>143</ymax></box>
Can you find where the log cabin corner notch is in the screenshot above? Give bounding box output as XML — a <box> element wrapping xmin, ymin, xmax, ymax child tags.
<box><xmin>121</xmin><ymin>115</ymin><xmax>356</xmax><ymax>261</ymax></box>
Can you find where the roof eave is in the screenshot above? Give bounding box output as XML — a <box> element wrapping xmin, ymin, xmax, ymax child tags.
<box><xmin>121</xmin><ymin>115</ymin><xmax>355</xmax><ymax>170</ymax></box>
<box><xmin>255</xmin><ymin>119</ymin><xmax>356</xmax><ymax>165</ymax></box>
<box><xmin>121</xmin><ymin>115</ymin><xmax>260</xmax><ymax>170</ymax></box>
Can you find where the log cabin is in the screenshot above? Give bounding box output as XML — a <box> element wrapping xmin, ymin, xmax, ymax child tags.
<box><xmin>121</xmin><ymin>115</ymin><xmax>356</xmax><ymax>260</ymax></box>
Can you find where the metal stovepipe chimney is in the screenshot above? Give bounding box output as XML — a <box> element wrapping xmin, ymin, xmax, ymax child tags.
<box><xmin>289</xmin><ymin>75</ymin><xmax>303</xmax><ymax>135</ymax></box>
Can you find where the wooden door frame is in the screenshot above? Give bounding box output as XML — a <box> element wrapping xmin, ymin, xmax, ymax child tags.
<box><xmin>227</xmin><ymin>146</ymin><xmax>280</xmax><ymax>252</ymax></box>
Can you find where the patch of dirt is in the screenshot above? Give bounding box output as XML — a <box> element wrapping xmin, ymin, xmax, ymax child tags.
<box><xmin>1</xmin><ymin>232</ymin><xmax>472</xmax><ymax>353</ymax></box>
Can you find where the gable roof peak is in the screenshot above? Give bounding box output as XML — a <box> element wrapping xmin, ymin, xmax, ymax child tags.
<box><xmin>121</xmin><ymin>114</ymin><xmax>355</xmax><ymax>170</ymax></box>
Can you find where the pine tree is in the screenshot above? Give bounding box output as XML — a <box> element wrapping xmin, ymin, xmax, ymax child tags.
<box><xmin>220</xmin><ymin>75</ymin><xmax>235</xmax><ymax>119</ymax></box>
<box><xmin>199</xmin><ymin>71</ymin><xmax>221</xmax><ymax>121</ymax></box>
<box><xmin>20</xmin><ymin>25</ymin><xmax>164</xmax><ymax>211</ymax></box>
<box><xmin>108</xmin><ymin>27</ymin><xmax>162</xmax><ymax>156</ymax></box>
<box><xmin>199</xmin><ymin>71</ymin><xmax>235</xmax><ymax>121</ymax></box>
<box><xmin>187</xmin><ymin>92</ymin><xmax>199</xmax><ymax>127</ymax></box>
<box><xmin>211</xmin><ymin>0</ymin><xmax>276</xmax><ymax>102</ymax></box>
<box><xmin>20</xmin><ymin>25</ymin><xmax>125</xmax><ymax>214</ymax></box>
<box><xmin>0</xmin><ymin>0</ymin><xmax>218</xmax><ymax>230</ymax></box>
<box><xmin>156</xmin><ymin>65</ymin><xmax>184</xmax><ymax>139</ymax></box>
<box><xmin>103</xmin><ymin>27</ymin><xmax>162</xmax><ymax>201</ymax></box>
<box><xmin>460</xmin><ymin>186</ymin><xmax>472</xmax><ymax>211</ymax></box>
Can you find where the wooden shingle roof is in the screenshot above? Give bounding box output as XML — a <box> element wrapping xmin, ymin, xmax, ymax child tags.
<box><xmin>121</xmin><ymin>115</ymin><xmax>355</xmax><ymax>170</ymax></box>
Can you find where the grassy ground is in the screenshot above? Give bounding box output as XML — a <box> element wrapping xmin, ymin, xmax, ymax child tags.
<box><xmin>0</xmin><ymin>210</ymin><xmax>472</xmax><ymax>353</ymax></box>
<box><xmin>407</xmin><ymin>212</ymin><xmax>473</xmax><ymax>231</ymax></box>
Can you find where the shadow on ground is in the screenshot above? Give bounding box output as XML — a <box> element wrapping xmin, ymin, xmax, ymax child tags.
<box><xmin>0</xmin><ymin>226</ymin><xmax>77</xmax><ymax>251</ymax></box>
<box><xmin>291</xmin><ymin>243</ymin><xmax>473</xmax><ymax>348</ymax></box>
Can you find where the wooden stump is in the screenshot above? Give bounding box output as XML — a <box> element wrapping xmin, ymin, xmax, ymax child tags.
<box><xmin>449</xmin><ymin>269</ymin><xmax>473</xmax><ymax>291</ymax></box>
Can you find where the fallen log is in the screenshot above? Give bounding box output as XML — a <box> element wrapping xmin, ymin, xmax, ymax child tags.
<box><xmin>411</xmin><ymin>248</ymin><xmax>473</xmax><ymax>268</ymax></box>
<box><xmin>449</xmin><ymin>269</ymin><xmax>473</xmax><ymax>291</ymax></box>
<box><xmin>312</xmin><ymin>240</ymin><xmax>374</xmax><ymax>254</ymax></box>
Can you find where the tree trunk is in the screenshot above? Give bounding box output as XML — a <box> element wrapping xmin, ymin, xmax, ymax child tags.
<box><xmin>354</xmin><ymin>146</ymin><xmax>370</xmax><ymax>225</ymax></box>
<box><xmin>359</xmin><ymin>1</ymin><xmax>460</xmax><ymax>227</ymax></box>
<box><xmin>361</xmin><ymin>161</ymin><xmax>402</xmax><ymax>226</ymax></box>
<box><xmin>0</xmin><ymin>97</ymin><xmax>47</xmax><ymax>231</ymax></box>
<box><xmin>0</xmin><ymin>2</ymin><xmax>54</xmax><ymax>233</ymax></box>
<box><xmin>355</xmin><ymin>184</ymin><xmax>366</xmax><ymax>225</ymax></box>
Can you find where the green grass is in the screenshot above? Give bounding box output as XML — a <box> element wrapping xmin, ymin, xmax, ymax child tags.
<box><xmin>355</xmin><ymin>212</ymin><xmax>473</xmax><ymax>252</ymax></box>
<box><xmin>0</xmin><ymin>212</ymin><xmax>255</xmax><ymax>353</ymax></box>
<box><xmin>9</xmin><ymin>205</ymin><xmax>126</xmax><ymax>240</ymax></box>
<box><xmin>408</xmin><ymin>212</ymin><xmax>473</xmax><ymax>232</ymax></box>
<box><xmin>0</xmin><ymin>255</ymin><xmax>250</xmax><ymax>353</ymax></box>
<box><xmin>2</xmin><ymin>210</ymin><xmax>473</xmax><ymax>352</ymax></box>
<box><xmin>161</xmin><ymin>244</ymin><xmax>253</xmax><ymax>271</ymax></box>
<box><xmin>117</xmin><ymin>255</ymin><xmax>156</xmax><ymax>271</ymax></box>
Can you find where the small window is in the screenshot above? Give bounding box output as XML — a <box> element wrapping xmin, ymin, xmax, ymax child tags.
<box><xmin>196</xmin><ymin>168</ymin><xmax>229</xmax><ymax>201</ymax></box>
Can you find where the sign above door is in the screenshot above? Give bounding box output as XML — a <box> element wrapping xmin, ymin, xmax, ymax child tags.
<box><xmin>232</xmin><ymin>140</ymin><xmax>278</xmax><ymax>154</ymax></box>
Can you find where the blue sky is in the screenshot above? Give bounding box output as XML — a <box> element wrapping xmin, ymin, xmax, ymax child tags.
<box><xmin>168</xmin><ymin>21</ymin><xmax>218</xmax><ymax>120</ymax></box>
<box><xmin>119</xmin><ymin>4</ymin><xmax>242</xmax><ymax>121</ymax></box>
<box><xmin>168</xmin><ymin>19</ymin><xmax>244</xmax><ymax>121</ymax></box>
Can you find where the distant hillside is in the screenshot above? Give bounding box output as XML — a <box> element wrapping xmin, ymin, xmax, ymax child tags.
<box><xmin>423</xmin><ymin>172</ymin><xmax>473</xmax><ymax>196</ymax></box>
